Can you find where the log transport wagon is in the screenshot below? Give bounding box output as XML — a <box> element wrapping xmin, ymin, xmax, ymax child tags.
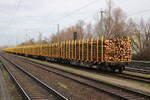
<box><xmin>3</xmin><ymin>37</ymin><xmax>131</xmax><ymax>73</ymax></box>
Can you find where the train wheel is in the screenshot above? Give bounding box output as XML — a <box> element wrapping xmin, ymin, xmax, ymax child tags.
<box><xmin>118</xmin><ymin>68</ymin><xmax>123</xmax><ymax>73</ymax></box>
<box><xmin>111</xmin><ymin>69</ymin><xmax>116</xmax><ymax>73</ymax></box>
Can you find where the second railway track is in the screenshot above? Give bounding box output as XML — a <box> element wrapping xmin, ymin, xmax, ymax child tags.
<box><xmin>2</xmin><ymin>53</ymin><xmax>150</xmax><ymax>100</ymax></box>
<box><xmin>125</xmin><ymin>67</ymin><xmax>150</xmax><ymax>74</ymax></box>
<box><xmin>111</xmin><ymin>73</ymin><xmax>150</xmax><ymax>84</ymax></box>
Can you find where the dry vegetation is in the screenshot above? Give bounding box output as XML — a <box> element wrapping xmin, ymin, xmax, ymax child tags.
<box><xmin>18</xmin><ymin>0</ymin><xmax>150</xmax><ymax>61</ymax></box>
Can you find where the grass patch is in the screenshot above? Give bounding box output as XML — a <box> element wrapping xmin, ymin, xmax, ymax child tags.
<box><xmin>3</xmin><ymin>70</ymin><xmax>9</xmax><ymax>80</ymax></box>
<box><xmin>124</xmin><ymin>71</ymin><xmax>150</xmax><ymax>79</ymax></box>
<box><xmin>8</xmin><ymin>84</ymin><xmax>16</xmax><ymax>91</ymax></box>
<box><xmin>57</xmin><ymin>82</ymin><xmax>68</xmax><ymax>90</ymax></box>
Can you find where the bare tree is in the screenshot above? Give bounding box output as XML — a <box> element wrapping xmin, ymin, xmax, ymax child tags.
<box><xmin>75</xmin><ymin>20</ymin><xmax>85</xmax><ymax>40</ymax></box>
<box><xmin>19</xmin><ymin>38</ymin><xmax>35</xmax><ymax>46</ymax></box>
<box><xmin>84</xmin><ymin>23</ymin><xmax>93</xmax><ymax>39</ymax></box>
<box><xmin>50</xmin><ymin>20</ymin><xmax>85</xmax><ymax>42</ymax></box>
<box><xmin>94</xmin><ymin>0</ymin><xmax>127</xmax><ymax>38</ymax></box>
<box><xmin>131</xmin><ymin>19</ymin><xmax>150</xmax><ymax>60</ymax></box>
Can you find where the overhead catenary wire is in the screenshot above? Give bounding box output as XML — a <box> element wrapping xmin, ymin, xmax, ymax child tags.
<box><xmin>128</xmin><ymin>8</ymin><xmax>150</xmax><ymax>17</ymax></box>
<box><xmin>51</xmin><ymin>0</ymin><xmax>99</xmax><ymax>24</ymax></box>
<box><xmin>8</xmin><ymin>0</ymin><xmax>22</xmax><ymax>27</ymax></box>
<box><xmin>37</xmin><ymin>0</ymin><xmax>100</xmax><ymax>33</ymax></box>
<box><xmin>10</xmin><ymin>0</ymin><xmax>150</xmax><ymax>38</ymax></box>
<box><xmin>7</xmin><ymin>0</ymin><xmax>22</xmax><ymax>46</ymax></box>
<box><xmin>114</xmin><ymin>0</ymin><xmax>130</xmax><ymax>6</ymax></box>
<box><xmin>114</xmin><ymin>0</ymin><xmax>150</xmax><ymax>17</ymax></box>
<box><xmin>51</xmin><ymin>0</ymin><xmax>129</xmax><ymax>33</ymax></box>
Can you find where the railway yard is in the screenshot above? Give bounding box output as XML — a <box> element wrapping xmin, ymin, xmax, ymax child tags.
<box><xmin>0</xmin><ymin>52</ymin><xmax>150</xmax><ymax>100</ymax></box>
<box><xmin>1</xmin><ymin>0</ymin><xmax>150</xmax><ymax>99</ymax></box>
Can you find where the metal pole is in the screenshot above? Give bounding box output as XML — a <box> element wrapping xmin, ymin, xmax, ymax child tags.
<box><xmin>73</xmin><ymin>32</ymin><xmax>77</xmax><ymax>40</ymax></box>
<box><xmin>100</xmin><ymin>10</ymin><xmax>105</xmax><ymax>37</ymax></box>
<box><xmin>57</xmin><ymin>24</ymin><xmax>60</xmax><ymax>34</ymax></box>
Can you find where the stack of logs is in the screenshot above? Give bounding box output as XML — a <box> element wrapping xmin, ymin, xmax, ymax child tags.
<box><xmin>103</xmin><ymin>38</ymin><xmax>131</xmax><ymax>62</ymax></box>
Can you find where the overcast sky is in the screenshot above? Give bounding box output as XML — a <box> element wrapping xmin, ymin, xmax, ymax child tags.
<box><xmin>0</xmin><ymin>0</ymin><xmax>150</xmax><ymax>46</ymax></box>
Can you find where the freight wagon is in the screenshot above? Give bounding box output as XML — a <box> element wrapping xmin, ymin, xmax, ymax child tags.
<box><xmin>3</xmin><ymin>37</ymin><xmax>131</xmax><ymax>73</ymax></box>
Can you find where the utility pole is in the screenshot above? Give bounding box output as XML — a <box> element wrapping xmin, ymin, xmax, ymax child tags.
<box><xmin>38</xmin><ymin>32</ymin><xmax>42</xmax><ymax>44</ymax></box>
<box><xmin>57</xmin><ymin>24</ymin><xmax>60</xmax><ymax>34</ymax></box>
<box><xmin>28</xmin><ymin>32</ymin><xmax>30</xmax><ymax>41</ymax></box>
<box><xmin>108</xmin><ymin>0</ymin><xmax>112</xmax><ymax>36</ymax></box>
<box><xmin>26</xmin><ymin>33</ymin><xmax>27</xmax><ymax>42</ymax></box>
<box><xmin>73</xmin><ymin>32</ymin><xmax>77</xmax><ymax>40</ymax></box>
<box><xmin>25</xmin><ymin>29</ymin><xmax>29</xmax><ymax>43</ymax></box>
<box><xmin>15</xmin><ymin>36</ymin><xmax>18</xmax><ymax>46</ymax></box>
<box><xmin>100</xmin><ymin>10</ymin><xmax>105</xmax><ymax>37</ymax></box>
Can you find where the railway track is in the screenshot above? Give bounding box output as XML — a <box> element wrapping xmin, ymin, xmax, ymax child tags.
<box><xmin>61</xmin><ymin>64</ymin><xmax>150</xmax><ymax>84</ymax></box>
<box><xmin>3</xmin><ymin>53</ymin><xmax>150</xmax><ymax>100</ymax></box>
<box><xmin>0</xmin><ymin>55</ymin><xmax>68</xmax><ymax>100</ymax></box>
<box><xmin>125</xmin><ymin>67</ymin><xmax>150</xmax><ymax>74</ymax></box>
<box><xmin>111</xmin><ymin>73</ymin><xmax>150</xmax><ymax>84</ymax></box>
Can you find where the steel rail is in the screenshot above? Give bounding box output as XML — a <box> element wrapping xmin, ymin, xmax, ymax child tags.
<box><xmin>0</xmin><ymin>57</ymin><xmax>31</xmax><ymax>100</ymax></box>
<box><xmin>125</xmin><ymin>67</ymin><xmax>150</xmax><ymax>74</ymax></box>
<box><xmin>111</xmin><ymin>73</ymin><xmax>150</xmax><ymax>84</ymax></box>
<box><xmin>10</xmin><ymin>54</ymin><xmax>150</xmax><ymax>100</ymax></box>
<box><xmin>0</xmin><ymin>55</ymin><xmax>68</xmax><ymax>100</ymax></box>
